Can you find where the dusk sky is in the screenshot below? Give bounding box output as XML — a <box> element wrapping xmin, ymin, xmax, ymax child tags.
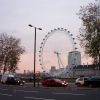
<box><xmin>0</xmin><ymin>0</ymin><xmax>96</xmax><ymax>73</ymax></box>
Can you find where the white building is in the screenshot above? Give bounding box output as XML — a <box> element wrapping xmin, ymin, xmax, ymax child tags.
<box><xmin>95</xmin><ymin>0</ymin><xmax>100</xmax><ymax>19</ymax></box>
<box><xmin>67</xmin><ymin>51</ymin><xmax>81</xmax><ymax>77</ymax></box>
<box><xmin>73</xmin><ymin>64</ymin><xmax>100</xmax><ymax>78</ymax></box>
<box><xmin>68</xmin><ymin>51</ymin><xmax>81</xmax><ymax>67</ymax></box>
<box><xmin>49</xmin><ymin>66</ymin><xmax>64</xmax><ymax>77</ymax></box>
<box><xmin>96</xmin><ymin>0</ymin><xmax>100</xmax><ymax>5</ymax></box>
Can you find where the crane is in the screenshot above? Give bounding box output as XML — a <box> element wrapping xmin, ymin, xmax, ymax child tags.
<box><xmin>54</xmin><ymin>51</ymin><xmax>64</xmax><ymax>69</ymax></box>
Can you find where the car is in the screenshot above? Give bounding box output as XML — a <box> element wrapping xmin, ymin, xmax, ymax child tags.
<box><xmin>1</xmin><ymin>73</ymin><xmax>25</xmax><ymax>86</ymax></box>
<box><xmin>10</xmin><ymin>77</ymin><xmax>25</xmax><ymax>86</ymax></box>
<box><xmin>75</xmin><ymin>77</ymin><xmax>89</xmax><ymax>87</ymax></box>
<box><xmin>1</xmin><ymin>74</ymin><xmax>15</xmax><ymax>84</ymax></box>
<box><xmin>84</xmin><ymin>76</ymin><xmax>100</xmax><ymax>88</ymax></box>
<box><xmin>42</xmin><ymin>78</ymin><xmax>68</xmax><ymax>87</ymax></box>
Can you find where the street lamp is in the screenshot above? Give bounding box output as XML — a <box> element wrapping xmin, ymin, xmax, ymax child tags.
<box><xmin>28</xmin><ymin>24</ymin><xmax>42</xmax><ymax>87</ymax></box>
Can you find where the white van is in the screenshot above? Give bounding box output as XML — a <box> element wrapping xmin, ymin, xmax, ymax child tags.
<box><xmin>1</xmin><ymin>74</ymin><xmax>15</xmax><ymax>84</ymax></box>
<box><xmin>1</xmin><ymin>73</ymin><xmax>25</xmax><ymax>85</ymax></box>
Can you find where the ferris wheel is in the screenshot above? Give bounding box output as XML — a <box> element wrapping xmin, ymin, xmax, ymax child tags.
<box><xmin>39</xmin><ymin>28</ymin><xmax>77</xmax><ymax>72</ymax></box>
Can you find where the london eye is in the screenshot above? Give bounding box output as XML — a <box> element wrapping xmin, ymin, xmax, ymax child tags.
<box><xmin>39</xmin><ymin>28</ymin><xmax>77</xmax><ymax>73</ymax></box>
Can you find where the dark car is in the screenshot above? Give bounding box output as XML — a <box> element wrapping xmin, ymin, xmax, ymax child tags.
<box><xmin>6</xmin><ymin>77</ymin><xmax>25</xmax><ymax>86</ymax></box>
<box><xmin>42</xmin><ymin>78</ymin><xmax>68</xmax><ymax>87</ymax></box>
<box><xmin>84</xmin><ymin>76</ymin><xmax>100</xmax><ymax>87</ymax></box>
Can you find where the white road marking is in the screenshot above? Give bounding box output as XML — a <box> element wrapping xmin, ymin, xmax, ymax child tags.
<box><xmin>76</xmin><ymin>87</ymin><xmax>98</xmax><ymax>90</ymax></box>
<box><xmin>24</xmin><ymin>97</ymin><xmax>56</xmax><ymax>100</ymax></box>
<box><xmin>0</xmin><ymin>93</ymin><xmax>12</xmax><ymax>96</ymax></box>
<box><xmin>53</xmin><ymin>92</ymin><xmax>73</xmax><ymax>95</ymax></box>
<box><xmin>53</xmin><ymin>92</ymin><xmax>85</xmax><ymax>96</ymax></box>
<box><xmin>15</xmin><ymin>89</ymin><xmax>38</xmax><ymax>93</ymax></box>
<box><xmin>73</xmin><ymin>93</ymin><xmax>85</xmax><ymax>96</ymax></box>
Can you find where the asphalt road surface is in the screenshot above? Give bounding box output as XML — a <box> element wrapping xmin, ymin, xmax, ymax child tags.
<box><xmin>0</xmin><ymin>83</ymin><xmax>100</xmax><ymax>100</ymax></box>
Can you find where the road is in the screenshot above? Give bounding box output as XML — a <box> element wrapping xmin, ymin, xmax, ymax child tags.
<box><xmin>0</xmin><ymin>83</ymin><xmax>100</xmax><ymax>100</ymax></box>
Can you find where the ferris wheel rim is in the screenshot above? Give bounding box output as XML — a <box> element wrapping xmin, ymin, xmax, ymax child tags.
<box><xmin>39</xmin><ymin>28</ymin><xmax>77</xmax><ymax>72</ymax></box>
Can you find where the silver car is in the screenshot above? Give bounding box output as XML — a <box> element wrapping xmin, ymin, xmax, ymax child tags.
<box><xmin>75</xmin><ymin>77</ymin><xmax>89</xmax><ymax>86</ymax></box>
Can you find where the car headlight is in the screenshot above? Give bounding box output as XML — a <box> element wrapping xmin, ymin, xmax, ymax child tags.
<box><xmin>23</xmin><ymin>81</ymin><xmax>25</xmax><ymax>83</ymax></box>
<box><xmin>62</xmin><ymin>82</ymin><xmax>65</xmax><ymax>85</ymax></box>
<box><xmin>62</xmin><ymin>82</ymin><xmax>68</xmax><ymax>85</ymax></box>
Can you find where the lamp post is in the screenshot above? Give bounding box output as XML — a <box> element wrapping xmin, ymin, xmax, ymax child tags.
<box><xmin>28</xmin><ymin>24</ymin><xmax>42</xmax><ymax>87</ymax></box>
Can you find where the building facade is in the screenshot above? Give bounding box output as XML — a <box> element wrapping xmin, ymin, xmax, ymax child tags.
<box><xmin>67</xmin><ymin>51</ymin><xmax>81</xmax><ymax>77</ymax></box>
<box><xmin>73</xmin><ymin>64</ymin><xmax>100</xmax><ymax>78</ymax></box>
<box><xmin>68</xmin><ymin>51</ymin><xmax>81</xmax><ymax>67</ymax></box>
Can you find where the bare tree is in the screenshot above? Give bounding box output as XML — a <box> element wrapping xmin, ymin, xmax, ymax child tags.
<box><xmin>78</xmin><ymin>2</ymin><xmax>100</xmax><ymax>64</ymax></box>
<box><xmin>0</xmin><ymin>33</ymin><xmax>25</xmax><ymax>73</ymax></box>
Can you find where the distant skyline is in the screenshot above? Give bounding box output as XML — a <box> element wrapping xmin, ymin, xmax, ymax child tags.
<box><xmin>0</xmin><ymin>0</ymin><xmax>96</xmax><ymax>73</ymax></box>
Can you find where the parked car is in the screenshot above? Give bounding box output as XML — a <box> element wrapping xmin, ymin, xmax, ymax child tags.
<box><xmin>1</xmin><ymin>74</ymin><xmax>25</xmax><ymax>86</ymax></box>
<box><xmin>42</xmin><ymin>78</ymin><xmax>68</xmax><ymax>87</ymax></box>
<box><xmin>75</xmin><ymin>77</ymin><xmax>89</xmax><ymax>87</ymax></box>
<box><xmin>84</xmin><ymin>76</ymin><xmax>100</xmax><ymax>87</ymax></box>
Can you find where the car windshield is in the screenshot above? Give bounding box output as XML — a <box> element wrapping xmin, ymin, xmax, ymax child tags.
<box><xmin>77</xmin><ymin>77</ymin><xmax>88</xmax><ymax>81</ymax></box>
<box><xmin>15</xmin><ymin>77</ymin><xmax>21</xmax><ymax>81</ymax></box>
<box><xmin>76</xmin><ymin>78</ymin><xmax>83</xmax><ymax>81</ymax></box>
<box><xmin>89</xmin><ymin>77</ymin><xmax>100</xmax><ymax>80</ymax></box>
<box><xmin>54</xmin><ymin>79</ymin><xmax>63</xmax><ymax>82</ymax></box>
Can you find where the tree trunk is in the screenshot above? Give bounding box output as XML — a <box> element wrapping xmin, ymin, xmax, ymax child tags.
<box><xmin>3</xmin><ymin>66</ymin><xmax>6</xmax><ymax>74</ymax></box>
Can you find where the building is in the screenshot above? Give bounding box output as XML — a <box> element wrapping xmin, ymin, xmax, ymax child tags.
<box><xmin>49</xmin><ymin>66</ymin><xmax>64</xmax><ymax>77</ymax></box>
<box><xmin>96</xmin><ymin>0</ymin><xmax>100</xmax><ymax>19</ymax></box>
<box><xmin>68</xmin><ymin>51</ymin><xmax>81</xmax><ymax>66</ymax></box>
<box><xmin>67</xmin><ymin>51</ymin><xmax>81</xmax><ymax>77</ymax></box>
<box><xmin>73</xmin><ymin>64</ymin><xmax>100</xmax><ymax>78</ymax></box>
<box><xmin>96</xmin><ymin>0</ymin><xmax>100</xmax><ymax>5</ymax></box>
